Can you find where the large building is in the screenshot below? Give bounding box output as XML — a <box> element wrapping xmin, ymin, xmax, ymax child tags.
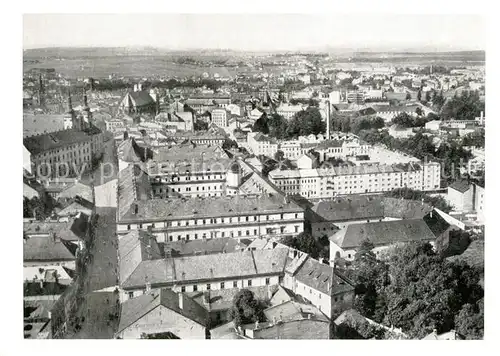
<box><xmin>211</xmin><ymin>108</ymin><xmax>229</xmax><ymax>128</ymax></box>
<box><xmin>23</xmin><ymin>93</ymin><xmax>104</xmax><ymax>178</ymax></box>
<box><xmin>185</xmin><ymin>96</ymin><xmax>231</xmax><ymax>114</ymax></box>
<box><xmin>269</xmin><ymin>162</ymin><xmax>440</xmax><ymax>198</ymax></box>
<box><xmin>117</xmin><ymin>232</ymin><xmax>355</xmax><ymax>322</ymax></box>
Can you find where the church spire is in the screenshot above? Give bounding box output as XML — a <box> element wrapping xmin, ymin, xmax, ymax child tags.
<box><xmin>83</xmin><ymin>87</ymin><xmax>90</xmax><ymax>110</ymax></box>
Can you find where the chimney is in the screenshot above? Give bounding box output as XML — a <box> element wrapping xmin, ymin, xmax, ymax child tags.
<box><xmin>254</xmin><ymin>320</ymin><xmax>259</xmax><ymax>330</ymax></box>
<box><xmin>430</xmin><ymin>210</ymin><xmax>433</xmax><ymax>218</ymax></box>
<box><xmin>307</xmin><ymin>313</ymin><xmax>311</xmax><ymax>320</ymax></box>
<box><xmin>145</xmin><ymin>282</ymin><xmax>151</xmax><ymax>293</ymax></box>
<box><xmin>178</xmin><ymin>292</ymin><xmax>184</xmax><ymax>310</ymax></box>
<box><xmin>132</xmin><ymin>203</ymin><xmax>138</xmax><ymax>215</ymax></box>
<box><xmin>203</xmin><ymin>291</ymin><xmax>211</xmax><ymax>311</ymax></box>
<box><xmin>267</xmin><ymin>284</ymin><xmax>273</xmax><ymax>300</ymax></box>
<box><xmin>272</xmin><ymin>316</ymin><xmax>277</xmax><ymax>325</ymax></box>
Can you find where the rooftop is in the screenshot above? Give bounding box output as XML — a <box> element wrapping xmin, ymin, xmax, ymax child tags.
<box><xmin>118</xmin><ymin>194</ymin><xmax>303</xmax><ymax>223</ymax></box>
<box><xmin>116</xmin><ymin>288</ymin><xmax>209</xmax><ymax>334</ymax></box>
<box><xmin>23</xmin><ymin>126</ymin><xmax>102</xmax><ymax>155</ymax></box>
<box><xmin>330</xmin><ymin>219</ymin><xmax>437</xmax><ymax>249</ymax></box>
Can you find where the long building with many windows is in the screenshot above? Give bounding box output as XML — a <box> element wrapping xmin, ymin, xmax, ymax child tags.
<box><xmin>268</xmin><ymin>162</ymin><xmax>440</xmax><ymax>198</ymax></box>
<box><xmin>117</xmin><ymin>164</ymin><xmax>305</xmax><ymax>242</ymax></box>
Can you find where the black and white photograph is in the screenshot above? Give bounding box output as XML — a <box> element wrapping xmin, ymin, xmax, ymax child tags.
<box><xmin>8</xmin><ymin>4</ymin><xmax>494</xmax><ymax>350</ymax></box>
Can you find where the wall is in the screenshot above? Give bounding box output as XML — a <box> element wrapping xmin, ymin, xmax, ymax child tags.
<box><xmin>117</xmin><ymin>305</ymin><xmax>206</xmax><ymax>339</ymax></box>
<box><xmin>253</xmin><ymin>319</ymin><xmax>330</xmax><ymax>339</ymax></box>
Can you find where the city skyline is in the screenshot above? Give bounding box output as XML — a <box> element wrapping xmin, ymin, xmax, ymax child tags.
<box><xmin>23</xmin><ymin>14</ymin><xmax>485</xmax><ymax>52</ymax></box>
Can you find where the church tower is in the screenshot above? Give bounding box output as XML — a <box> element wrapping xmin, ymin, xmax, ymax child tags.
<box><xmin>82</xmin><ymin>88</ymin><xmax>92</xmax><ymax>127</ymax></box>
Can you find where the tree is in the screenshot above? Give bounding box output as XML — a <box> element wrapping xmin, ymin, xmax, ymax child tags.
<box><xmin>405</xmin><ymin>93</ymin><xmax>412</xmax><ymax>101</ymax></box>
<box><xmin>384</xmin><ymin>187</ymin><xmax>453</xmax><ymax>213</ymax></box>
<box><xmin>267</xmin><ymin>113</ymin><xmax>288</xmax><ymax>139</ymax></box>
<box><xmin>392</xmin><ymin>112</ymin><xmax>415</xmax><ymax>128</ymax></box>
<box><xmin>415</xmin><ymin>107</ymin><xmax>423</xmax><ymax>117</ymax></box>
<box><xmin>194</xmin><ymin>120</ymin><xmax>208</xmax><ymax>131</ymax></box>
<box><xmin>417</xmin><ymin>90</ymin><xmax>422</xmax><ymax>102</ymax></box>
<box><xmin>440</xmin><ymin>90</ymin><xmax>484</xmax><ymax>121</ymax></box>
<box><xmin>286</xmin><ymin>107</ymin><xmax>325</xmax><ymax>138</ymax></box>
<box><xmin>229</xmin><ymin>289</ymin><xmax>265</xmax><ymax>327</ymax></box>
<box><xmin>274</xmin><ymin>150</ymin><xmax>284</xmax><ymax>162</ymax></box>
<box><xmin>280</xmin><ymin>232</ymin><xmax>321</xmax><ymax>258</ymax></box>
<box><xmin>253</xmin><ymin>114</ymin><xmax>269</xmax><ymax>134</ymax></box>
<box><xmin>455</xmin><ymin>300</ymin><xmax>484</xmax><ymax>339</ymax></box>
<box><xmin>222</xmin><ymin>138</ymin><xmax>238</xmax><ymax>150</ymax></box>
<box><xmin>425</xmin><ymin>91</ymin><xmax>432</xmax><ymax>103</ymax></box>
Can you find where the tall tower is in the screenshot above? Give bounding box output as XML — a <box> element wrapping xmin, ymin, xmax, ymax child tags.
<box><xmin>63</xmin><ymin>89</ymin><xmax>76</xmax><ymax>130</ymax></box>
<box><xmin>82</xmin><ymin>87</ymin><xmax>92</xmax><ymax>127</ymax></box>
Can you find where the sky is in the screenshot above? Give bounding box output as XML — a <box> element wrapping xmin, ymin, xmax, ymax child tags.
<box><xmin>23</xmin><ymin>14</ymin><xmax>485</xmax><ymax>51</ymax></box>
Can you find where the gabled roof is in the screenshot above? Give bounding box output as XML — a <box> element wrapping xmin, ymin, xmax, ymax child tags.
<box><xmin>23</xmin><ymin>126</ymin><xmax>102</xmax><ymax>155</ymax></box>
<box><xmin>118</xmin><ymin>194</ymin><xmax>303</xmax><ymax>223</ymax></box>
<box><xmin>311</xmin><ymin>196</ymin><xmax>384</xmax><ymax>223</ymax></box>
<box><xmin>161</xmin><ymin>237</ymin><xmax>248</xmax><ymax>257</ymax></box>
<box><xmin>120</xmin><ymin>247</ymin><xmax>290</xmax><ymax>289</ymax></box>
<box><xmin>56</xmin><ymin>197</ymin><xmax>93</xmax><ymax>217</ymax></box>
<box><xmin>293</xmin><ymin>256</ymin><xmax>355</xmax><ymax>295</ymax></box>
<box><xmin>23</xmin><ymin>235</ymin><xmax>77</xmax><ymax>262</ymax></box>
<box><xmin>330</xmin><ymin>219</ymin><xmax>437</xmax><ymax>249</ymax></box>
<box><xmin>449</xmin><ymin>180</ymin><xmax>472</xmax><ymax>193</ymax></box>
<box><xmin>116</xmin><ymin>289</ymin><xmax>208</xmax><ymax>334</ymax></box>
<box><xmin>126</xmin><ymin>91</ymin><xmax>155</xmax><ymax>107</ymax></box>
<box><xmin>57</xmin><ymin>182</ymin><xmax>93</xmax><ymax>202</ymax></box>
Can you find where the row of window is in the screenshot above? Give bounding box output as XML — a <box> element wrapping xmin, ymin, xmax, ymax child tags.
<box><xmin>163</xmin><ymin>226</ymin><xmax>300</xmax><ymax>241</ymax></box>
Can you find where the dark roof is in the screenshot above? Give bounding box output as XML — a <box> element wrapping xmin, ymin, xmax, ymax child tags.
<box><xmin>23</xmin><ymin>235</ymin><xmax>76</xmax><ymax>262</ymax></box>
<box><xmin>293</xmin><ymin>256</ymin><xmax>355</xmax><ymax>295</ymax></box>
<box><xmin>117</xmin><ymin>164</ymin><xmax>152</xmax><ymax>221</ymax></box>
<box><xmin>161</xmin><ymin>237</ymin><xmax>248</xmax><ymax>258</ymax></box>
<box><xmin>120</xmin><ymin>248</ymin><xmax>289</xmax><ymax>289</ymax></box>
<box><xmin>330</xmin><ymin>219</ymin><xmax>437</xmax><ymax>249</ymax></box>
<box><xmin>23</xmin><ymin>215</ymin><xmax>88</xmax><ymax>243</ymax></box>
<box><xmin>126</xmin><ymin>91</ymin><xmax>155</xmax><ymax>107</ymax></box>
<box><xmin>23</xmin><ymin>114</ymin><xmax>65</xmax><ymax>138</ymax></box>
<box><xmin>381</xmin><ymin>197</ymin><xmax>433</xmax><ymax>220</ymax></box>
<box><xmin>118</xmin><ymin>194</ymin><xmax>304</xmax><ymax>223</ymax></box>
<box><xmin>118</xmin><ymin>138</ymin><xmax>152</xmax><ymax>163</ymax></box>
<box><xmin>449</xmin><ymin>180</ymin><xmax>472</xmax><ymax>193</ymax></box>
<box><xmin>311</xmin><ymin>196</ymin><xmax>384</xmax><ymax>222</ymax></box>
<box><xmin>116</xmin><ymin>289</ymin><xmax>208</xmax><ymax>334</ymax></box>
<box><xmin>23</xmin><ymin>126</ymin><xmax>102</xmax><ymax>155</ymax></box>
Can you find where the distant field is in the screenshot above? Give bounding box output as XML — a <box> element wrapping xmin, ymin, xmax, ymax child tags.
<box><xmin>23</xmin><ymin>56</ymin><xmax>238</xmax><ymax>79</ymax></box>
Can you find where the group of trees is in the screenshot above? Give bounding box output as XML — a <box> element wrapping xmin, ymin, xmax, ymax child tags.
<box><xmin>348</xmin><ymin>241</ymin><xmax>484</xmax><ymax>339</ymax></box>
<box><xmin>440</xmin><ymin>90</ymin><xmax>484</xmax><ymax>121</ymax></box>
<box><xmin>384</xmin><ymin>187</ymin><xmax>453</xmax><ymax>213</ymax></box>
<box><xmin>330</xmin><ymin>115</ymin><xmax>385</xmax><ymax>134</ymax></box>
<box><xmin>23</xmin><ymin>193</ymin><xmax>56</xmax><ymax>220</ymax></box>
<box><xmin>252</xmin><ymin>107</ymin><xmax>325</xmax><ymax>139</ymax></box>
<box><xmin>289</xmin><ymin>98</ymin><xmax>319</xmax><ymax>107</ymax></box>
<box><xmin>462</xmin><ymin>129</ymin><xmax>485</xmax><ymax>148</ymax></box>
<box><xmin>229</xmin><ymin>289</ymin><xmax>268</xmax><ymax>327</ymax></box>
<box><xmin>280</xmin><ymin>232</ymin><xmax>330</xmax><ymax>260</ymax></box>
<box><xmin>391</xmin><ymin>112</ymin><xmax>432</xmax><ymax>128</ymax></box>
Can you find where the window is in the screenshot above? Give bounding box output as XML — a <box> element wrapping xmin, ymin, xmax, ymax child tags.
<box><xmin>195</xmin><ymin>234</ymin><xmax>198</xmax><ymax>239</ymax></box>
<box><xmin>220</xmin><ymin>282</ymin><xmax>225</xmax><ymax>289</ymax></box>
<box><xmin>128</xmin><ymin>292</ymin><xmax>134</xmax><ymax>299</ymax></box>
<box><xmin>193</xmin><ymin>285</ymin><xmax>198</xmax><ymax>292</ymax></box>
<box><xmin>177</xmin><ymin>235</ymin><xmax>181</xmax><ymax>241</ymax></box>
<box><xmin>127</xmin><ymin>225</ymin><xmax>131</xmax><ymax>231</ymax></box>
<box><xmin>186</xmin><ymin>234</ymin><xmax>190</xmax><ymax>241</ymax></box>
<box><xmin>247</xmin><ymin>280</ymin><xmax>252</xmax><ymax>287</ymax></box>
<box><xmin>246</xmin><ymin>230</ymin><xmax>250</xmax><ymax>236</ymax></box>
<box><xmin>265</xmin><ymin>278</ymin><xmax>270</xmax><ymax>285</ymax></box>
<box><xmin>206</xmin><ymin>284</ymin><xmax>211</xmax><ymax>290</ymax></box>
<box><xmin>238</xmin><ymin>231</ymin><xmax>242</xmax><ymax>237</ymax></box>
<box><xmin>233</xmin><ymin>281</ymin><xmax>238</xmax><ymax>288</ymax></box>
<box><xmin>221</xmin><ymin>232</ymin><xmax>225</xmax><ymax>238</ymax></box>
<box><xmin>181</xmin><ymin>286</ymin><xmax>186</xmax><ymax>293</ymax></box>
<box><xmin>169</xmin><ymin>236</ymin><xmax>173</xmax><ymax>242</ymax></box>
<box><xmin>295</xmin><ymin>226</ymin><xmax>299</xmax><ymax>233</ymax></box>
<box><xmin>254</xmin><ymin>229</ymin><xmax>257</xmax><ymax>235</ymax></box>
